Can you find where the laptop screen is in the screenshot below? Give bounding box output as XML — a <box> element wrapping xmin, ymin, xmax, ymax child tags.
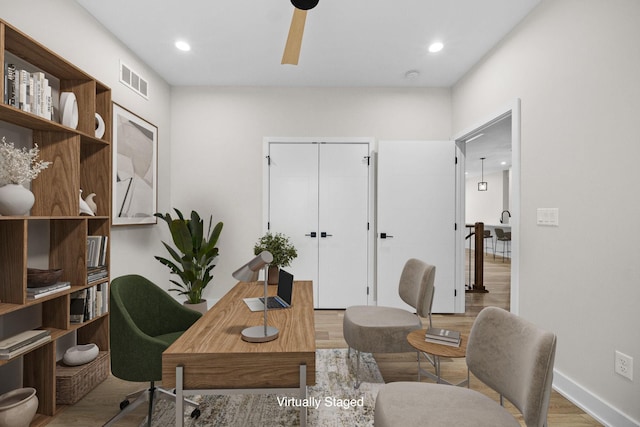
<box><xmin>277</xmin><ymin>269</ymin><xmax>294</xmax><ymax>305</ymax></box>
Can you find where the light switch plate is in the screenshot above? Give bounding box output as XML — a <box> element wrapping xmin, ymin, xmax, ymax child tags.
<box><xmin>537</xmin><ymin>208</ymin><xmax>559</xmax><ymax>226</ymax></box>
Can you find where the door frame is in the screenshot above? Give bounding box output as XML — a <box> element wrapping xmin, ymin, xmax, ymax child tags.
<box><xmin>262</xmin><ymin>137</ymin><xmax>376</xmax><ymax>306</ymax></box>
<box><xmin>452</xmin><ymin>99</ymin><xmax>521</xmax><ymax>314</ymax></box>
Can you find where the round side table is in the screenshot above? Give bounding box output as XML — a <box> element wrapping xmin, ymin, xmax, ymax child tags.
<box><xmin>407</xmin><ymin>329</ymin><xmax>469</xmax><ymax>387</ymax></box>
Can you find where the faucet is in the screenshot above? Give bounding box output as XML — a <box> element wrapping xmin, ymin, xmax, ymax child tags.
<box><xmin>500</xmin><ymin>210</ymin><xmax>511</xmax><ymax>224</ymax></box>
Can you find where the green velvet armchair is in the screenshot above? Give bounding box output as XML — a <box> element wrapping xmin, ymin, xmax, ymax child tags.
<box><xmin>104</xmin><ymin>274</ymin><xmax>203</xmax><ymax>426</ymax></box>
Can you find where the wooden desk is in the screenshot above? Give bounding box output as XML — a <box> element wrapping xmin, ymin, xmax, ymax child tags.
<box><xmin>163</xmin><ymin>281</ymin><xmax>316</xmax><ymax>426</ymax></box>
<box><xmin>407</xmin><ymin>329</ymin><xmax>469</xmax><ymax>387</ymax></box>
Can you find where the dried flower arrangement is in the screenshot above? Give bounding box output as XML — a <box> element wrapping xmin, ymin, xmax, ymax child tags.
<box><xmin>0</xmin><ymin>137</ymin><xmax>51</xmax><ymax>186</ymax></box>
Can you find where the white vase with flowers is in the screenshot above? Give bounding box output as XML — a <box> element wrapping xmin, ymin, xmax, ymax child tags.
<box><xmin>0</xmin><ymin>137</ymin><xmax>51</xmax><ymax>216</ymax></box>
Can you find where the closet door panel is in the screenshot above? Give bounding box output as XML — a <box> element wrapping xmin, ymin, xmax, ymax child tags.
<box><xmin>268</xmin><ymin>143</ymin><xmax>319</xmax><ymax>297</ymax></box>
<box><xmin>318</xmin><ymin>143</ymin><xmax>370</xmax><ymax>308</ymax></box>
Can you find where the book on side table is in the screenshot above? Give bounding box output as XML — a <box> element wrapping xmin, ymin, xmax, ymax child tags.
<box><xmin>425</xmin><ymin>327</ymin><xmax>461</xmax><ymax>347</ymax></box>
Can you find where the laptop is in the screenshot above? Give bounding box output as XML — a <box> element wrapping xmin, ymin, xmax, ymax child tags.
<box><xmin>243</xmin><ymin>269</ymin><xmax>294</xmax><ymax>311</ymax></box>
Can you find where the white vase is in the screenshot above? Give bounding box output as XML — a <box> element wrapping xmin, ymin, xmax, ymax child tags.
<box><xmin>184</xmin><ymin>300</ymin><xmax>208</xmax><ymax>314</ymax></box>
<box><xmin>0</xmin><ymin>387</ymin><xmax>38</xmax><ymax>427</ymax></box>
<box><xmin>0</xmin><ymin>184</ymin><xmax>35</xmax><ymax>216</ymax></box>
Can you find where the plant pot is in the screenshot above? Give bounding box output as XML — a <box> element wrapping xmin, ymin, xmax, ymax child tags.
<box><xmin>0</xmin><ymin>387</ymin><xmax>38</xmax><ymax>427</ymax></box>
<box><xmin>268</xmin><ymin>266</ymin><xmax>280</xmax><ymax>285</ymax></box>
<box><xmin>0</xmin><ymin>184</ymin><xmax>35</xmax><ymax>216</ymax></box>
<box><xmin>184</xmin><ymin>300</ymin><xmax>208</xmax><ymax>314</ymax></box>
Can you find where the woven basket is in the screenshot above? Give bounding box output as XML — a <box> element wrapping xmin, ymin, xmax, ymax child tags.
<box><xmin>56</xmin><ymin>351</ymin><xmax>109</xmax><ymax>405</ymax></box>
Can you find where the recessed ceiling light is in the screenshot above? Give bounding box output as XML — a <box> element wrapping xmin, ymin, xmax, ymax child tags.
<box><xmin>175</xmin><ymin>40</ymin><xmax>191</xmax><ymax>52</ymax></box>
<box><xmin>501</xmin><ymin>161</ymin><xmax>507</xmax><ymax>165</ymax></box>
<box><xmin>428</xmin><ymin>42</ymin><xmax>444</xmax><ymax>53</ymax></box>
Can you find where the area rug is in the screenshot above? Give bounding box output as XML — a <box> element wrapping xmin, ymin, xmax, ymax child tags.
<box><xmin>146</xmin><ymin>348</ymin><xmax>384</xmax><ymax>426</ymax></box>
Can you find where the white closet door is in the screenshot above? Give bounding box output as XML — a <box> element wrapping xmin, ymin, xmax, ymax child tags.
<box><xmin>318</xmin><ymin>143</ymin><xmax>370</xmax><ymax>308</ymax></box>
<box><xmin>268</xmin><ymin>143</ymin><xmax>319</xmax><ymax>298</ymax></box>
<box><xmin>377</xmin><ymin>140</ymin><xmax>456</xmax><ymax>313</ymax></box>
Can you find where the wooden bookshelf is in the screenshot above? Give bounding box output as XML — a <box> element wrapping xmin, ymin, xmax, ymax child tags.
<box><xmin>0</xmin><ymin>19</ymin><xmax>111</xmax><ymax>425</ymax></box>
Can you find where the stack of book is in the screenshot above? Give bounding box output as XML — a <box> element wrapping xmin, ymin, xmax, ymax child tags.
<box><xmin>425</xmin><ymin>327</ymin><xmax>461</xmax><ymax>347</ymax></box>
<box><xmin>0</xmin><ymin>329</ymin><xmax>52</xmax><ymax>360</ymax></box>
<box><xmin>87</xmin><ymin>266</ymin><xmax>108</xmax><ymax>284</ymax></box>
<box><xmin>87</xmin><ymin>235</ymin><xmax>108</xmax><ymax>269</ymax></box>
<box><xmin>70</xmin><ymin>284</ymin><xmax>108</xmax><ymax>324</ymax></box>
<box><xmin>27</xmin><ymin>281</ymin><xmax>71</xmax><ymax>300</ymax></box>
<box><xmin>4</xmin><ymin>63</ymin><xmax>53</xmax><ymax>120</ymax></box>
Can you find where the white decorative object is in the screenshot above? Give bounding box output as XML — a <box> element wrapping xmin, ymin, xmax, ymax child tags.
<box><xmin>0</xmin><ymin>387</ymin><xmax>38</xmax><ymax>427</ymax></box>
<box><xmin>63</xmin><ymin>343</ymin><xmax>99</xmax><ymax>366</ymax></box>
<box><xmin>84</xmin><ymin>192</ymin><xmax>97</xmax><ymax>214</ymax></box>
<box><xmin>0</xmin><ymin>184</ymin><xmax>35</xmax><ymax>216</ymax></box>
<box><xmin>95</xmin><ymin>113</ymin><xmax>105</xmax><ymax>139</ymax></box>
<box><xmin>79</xmin><ymin>189</ymin><xmax>95</xmax><ymax>216</ymax></box>
<box><xmin>60</xmin><ymin>92</ymin><xmax>79</xmax><ymax>129</ymax></box>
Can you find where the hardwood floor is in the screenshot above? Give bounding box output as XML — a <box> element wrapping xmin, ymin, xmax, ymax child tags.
<box><xmin>49</xmin><ymin>251</ymin><xmax>601</xmax><ymax>426</ymax></box>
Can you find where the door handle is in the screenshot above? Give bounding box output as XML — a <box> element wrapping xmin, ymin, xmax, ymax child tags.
<box><xmin>320</xmin><ymin>232</ymin><xmax>333</xmax><ymax>238</ymax></box>
<box><xmin>380</xmin><ymin>232</ymin><xmax>394</xmax><ymax>239</ymax></box>
<box><xmin>305</xmin><ymin>232</ymin><xmax>317</xmax><ymax>238</ymax></box>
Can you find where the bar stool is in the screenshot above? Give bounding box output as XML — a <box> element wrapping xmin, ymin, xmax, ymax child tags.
<box><xmin>494</xmin><ymin>228</ymin><xmax>511</xmax><ymax>261</ymax></box>
<box><xmin>483</xmin><ymin>230</ymin><xmax>494</xmax><ymax>256</ymax></box>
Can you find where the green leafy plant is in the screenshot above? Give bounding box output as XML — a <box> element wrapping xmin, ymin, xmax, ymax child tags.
<box><xmin>253</xmin><ymin>232</ymin><xmax>297</xmax><ymax>268</ymax></box>
<box><xmin>154</xmin><ymin>209</ymin><xmax>223</xmax><ymax>304</ymax></box>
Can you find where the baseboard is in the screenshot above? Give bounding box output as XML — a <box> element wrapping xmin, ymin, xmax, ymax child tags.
<box><xmin>553</xmin><ymin>369</ymin><xmax>640</xmax><ymax>427</ymax></box>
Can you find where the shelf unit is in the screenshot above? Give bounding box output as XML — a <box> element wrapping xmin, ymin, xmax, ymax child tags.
<box><xmin>0</xmin><ymin>19</ymin><xmax>111</xmax><ymax>426</ymax></box>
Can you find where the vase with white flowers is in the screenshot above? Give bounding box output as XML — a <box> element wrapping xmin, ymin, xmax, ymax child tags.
<box><xmin>0</xmin><ymin>137</ymin><xmax>51</xmax><ymax>216</ymax></box>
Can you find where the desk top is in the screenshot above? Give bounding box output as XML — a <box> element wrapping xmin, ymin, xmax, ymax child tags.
<box><xmin>407</xmin><ymin>329</ymin><xmax>468</xmax><ymax>358</ymax></box>
<box><xmin>162</xmin><ymin>280</ymin><xmax>316</xmax><ymax>389</ymax></box>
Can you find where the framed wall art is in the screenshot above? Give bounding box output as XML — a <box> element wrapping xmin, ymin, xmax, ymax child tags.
<box><xmin>112</xmin><ymin>103</ymin><xmax>157</xmax><ymax>225</ymax></box>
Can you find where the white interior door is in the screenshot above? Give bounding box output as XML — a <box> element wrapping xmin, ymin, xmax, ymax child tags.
<box><xmin>318</xmin><ymin>143</ymin><xmax>370</xmax><ymax>308</ymax></box>
<box><xmin>377</xmin><ymin>140</ymin><xmax>457</xmax><ymax>313</ymax></box>
<box><xmin>267</xmin><ymin>141</ymin><xmax>371</xmax><ymax>308</ymax></box>
<box><xmin>268</xmin><ymin>143</ymin><xmax>319</xmax><ymax>298</ymax></box>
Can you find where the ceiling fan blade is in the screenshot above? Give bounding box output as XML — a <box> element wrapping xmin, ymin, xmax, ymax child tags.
<box><xmin>281</xmin><ymin>8</ymin><xmax>307</xmax><ymax>65</ymax></box>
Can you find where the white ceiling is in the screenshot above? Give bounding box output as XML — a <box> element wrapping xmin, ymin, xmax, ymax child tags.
<box><xmin>464</xmin><ymin>116</ymin><xmax>512</xmax><ymax>178</ymax></box>
<box><xmin>76</xmin><ymin>0</ymin><xmax>540</xmax><ymax>87</ymax></box>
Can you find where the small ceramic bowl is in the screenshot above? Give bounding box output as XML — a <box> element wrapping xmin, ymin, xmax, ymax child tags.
<box><xmin>63</xmin><ymin>343</ymin><xmax>99</xmax><ymax>366</ymax></box>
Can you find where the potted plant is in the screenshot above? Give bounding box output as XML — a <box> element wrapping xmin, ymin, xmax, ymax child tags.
<box><xmin>253</xmin><ymin>232</ymin><xmax>297</xmax><ymax>284</ymax></box>
<box><xmin>0</xmin><ymin>137</ymin><xmax>51</xmax><ymax>215</ymax></box>
<box><xmin>154</xmin><ymin>209</ymin><xmax>223</xmax><ymax>313</ymax></box>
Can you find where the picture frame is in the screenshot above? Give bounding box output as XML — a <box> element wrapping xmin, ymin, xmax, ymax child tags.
<box><xmin>112</xmin><ymin>103</ymin><xmax>158</xmax><ymax>225</ymax></box>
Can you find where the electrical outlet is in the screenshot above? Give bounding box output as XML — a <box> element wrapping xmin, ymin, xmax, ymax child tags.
<box><xmin>615</xmin><ymin>351</ymin><xmax>633</xmax><ymax>380</ymax></box>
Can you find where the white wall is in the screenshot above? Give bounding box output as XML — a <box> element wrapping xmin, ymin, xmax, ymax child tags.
<box><xmin>465</xmin><ymin>170</ymin><xmax>505</xmax><ymax>225</ymax></box>
<box><xmin>452</xmin><ymin>1</ymin><xmax>640</xmax><ymax>425</ymax></box>
<box><xmin>170</xmin><ymin>86</ymin><xmax>452</xmax><ymax>299</ymax></box>
<box><xmin>0</xmin><ymin>0</ymin><xmax>173</xmax><ymax>287</ymax></box>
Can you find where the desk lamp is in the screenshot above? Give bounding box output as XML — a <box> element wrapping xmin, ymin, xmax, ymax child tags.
<box><xmin>232</xmin><ymin>251</ymin><xmax>279</xmax><ymax>343</ymax></box>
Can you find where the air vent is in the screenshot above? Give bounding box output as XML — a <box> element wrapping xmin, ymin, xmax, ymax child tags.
<box><xmin>119</xmin><ymin>61</ymin><xmax>148</xmax><ymax>99</ymax></box>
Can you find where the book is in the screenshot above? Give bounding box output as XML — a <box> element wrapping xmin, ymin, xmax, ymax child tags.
<box><xmin>87</xmin><ymin>236</ymin><xmax>108</xmax><ymax>268</ymax></box>
<box><xmin>70</xmin><ymin>289</ymin><xmax>87</xmax><ymax>323</ymax></box>
<box><xmin>0</xmin><ymin>335</ymin><xmax>52</xmax><ymax>360</ymax></box>
<box><xmin>87</xmin><ymin>266</ymin><xmax>108</xmax><ymax>283</ymax></box>
<box><xmin>0</xmin><ymin>329</ymin><xmax>51</xmax><ymax>353</ymax></box>
<box><xmin>27</xmin><ymin>281</ymin><xmax>71</xmax><ymax>299</ymax></box>
<box><xmin>425</xmin><ymin>337</ymin><xmax>461</xmax><ymax>347</ymax></box>
<box><xmin>425</xmin><ymin>327</ymin><xmax>461</xmax><ymax>343</ymax></box>
<box><xmin>6</xmin><ymin>63</ymin><xmax>17</xmax><ymax>106</ymax></box>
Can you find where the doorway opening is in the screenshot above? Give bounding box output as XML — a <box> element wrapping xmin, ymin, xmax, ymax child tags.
<box><xmin>454</xmin><ymin>99</ymin><xmax>520</xmax><ymax>315</ymax></box>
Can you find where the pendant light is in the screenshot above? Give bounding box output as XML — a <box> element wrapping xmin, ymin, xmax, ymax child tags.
<box><xmin>478</xmin><ymin>157</ymin><xmax>488</xmax><ymax>191</ymax></box>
